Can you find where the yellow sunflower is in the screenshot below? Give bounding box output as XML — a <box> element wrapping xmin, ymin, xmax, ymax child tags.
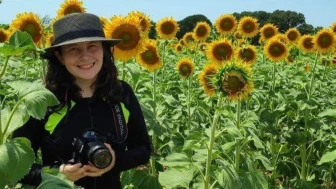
<box><xmin>156</xmin><ymin>17</ymin><xmax>179</xmax><ymax>39</ymax></box>
<box><xmin>106</xmin><ymin>16</ymin><xmax>142</xmax><ymax>61</ymax></box>
<box><xmin>179</xmin><ymin>39</ymin><xmax>185</xmax><ymax>46</ymax></box>
<box><xmin>285</xmin><ymin>54</ymin><xmax>294</xmax><ymax>64</ymax></box>
<box><xmin>206</xmin><ymin>38</ymin><xmax>234</xmax><ymax>65</ymax></box>
<box><xmin>285</xmin><ymin>28</ymin><xmax>301</xmax><ymax>44</ymax></box>
<box><xmin>182</xmin><ymin>32</ymin><xmax>195</xmax><ymax>46</ymax></box>
<box><xmin>234</xmin><ymin>31</ymin><xmax>242</xmax><ymax>40</ymax></box>
<box><xmin>174</xmin><ymin>43</ymin><xmax>183</xmax><ymax>52</ymax></box>
<box><xmin>237</xmin><ymin>16</ymin><xmax>259</xmax><ymax>38</ymax></box>
<box><xmin>9</xmin><ymin>12</ymin><xmax>43</xmax><ymax>45</ymax></box>
<box><xmin>199</xmin><ymin>63</ymin><xmax>218</xmax><ymax>96</ymax></box>
<box><xmin>260</xmin><ymin>24</ymin><xmax>278</xmax><ymax>42</ymax></box>
<box><xmin>216</xmin><ymin>61</ymin><xmax>253</xmax><ymax>101</ymax></box>
<box><xmin>298</xmin><ymin>35</ymin><xmax>315</xmax><ymax>53</ymax></box>
<box><xmin>176</xmin><ymin>57</ymin><xmax>195</xmax><ymax>78</ymax></box>
<box><xmin>313</xmin><ymin>28</ymin><xmax>336</xmax><ymax>54</ymax></box>
<box><xmin>56</xmin><ymin>0</ymin><xmax>86</xmax><ymax>18</ymax></box>
<box><xmin>127</xmin><ymin>11</ymin><xmax>151</xmax><ymax>37</ymax></box>
<box><xmin>236</xmin><ymin>45</ymin><xmax>257</xmax><ymax>65</ymax></box>
<box><xmin>263</xmin><ymin>37</ymin><xmax>289</xmax><ymax>62</ymax></box>
<box><xmin>44</xmin><ymin>33</ymin><xmax>54</xmax><ymax>47</ymax></box>
<box><xmin>0</xmin><ymin>28</ymin><xmax>9</xmax><ymax>42</ymax></box>
<box><xmin>199</xmin><ymin>42</ymin><xmax>208</xmax><ymax>52</ymax></box>
<box><xmin>193</xmin><ymin>21</ymin><xmax>211</xmax><ymax>41</ymax></box>
<box><xmin>273</xmin><ymin>33</ymin><xmax>288</xmax><ymax>44</ymax></box>
<box><xmin>330</xmin><ymin>22</ymin><xmax>336</xmax><ymax>34</ymax></box>
<box><xmin>136</xmin><ymin>39</ymin><xmax>162</xmax><ymax>72</ymax></box>
<box><xmin>215</xmin><ymin>14</ymin><xmax>237</xmax><ymax>35</ymax></box>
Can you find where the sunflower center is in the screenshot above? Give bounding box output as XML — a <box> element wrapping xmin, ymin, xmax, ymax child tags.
<box><xmin>196</xmin><ymin>26</ymin><xmax>207</xmax><ymax>37</ymax></box>
<box><xmin>303</xmin><ymin>38</ymin><xmax>314</xmax><ymax>49</ymax></box>
<box><xmin>64</xmin><ymin>6</ymin><xmax>83</xmax><ymax>15</ymax></box>
<box><xmin>221</xmin><ymin>19</ymin><xmax>234</xmax><ymax>31</ymax></box>
<box><xmin>213</xmin><ymin>43</ymin><xmax>233</xmax><ymax>61</ymax></box>
<box><xmin>161</xmin><ymin>22</ymin><xmax>175</xmax><ymax>35</ymax></box>
<box><xmin>0</xmin><ymin>32</ymin><xmax>6</xmax><ymax>42</ymax></box>
<box><xmin>264</xmin><ymin>28</ymin><xmax>275</xmax><ymax>39</ymax></box>
<box><xmin>114</xmin><ymin>24</ymin><xmax>141</xmax><ymax>50</ymax></box>
<box><xmin>318</xmin><ymin>34</ymin><xmax>333</xmax><ymax>48</ymax></box>
<box><xmin>269</xmin><ymin>43</ymin><xmax>286</xmax><ymax>57</ymax></box>
<box><xmin>180</xmin><ymin>64</ymin><xmax>191</xmax><ymax>76</ymax></box>
<box><xmin>141</xmin><ymin>49</ymin><xmax>159</xmax><ymax>64</ymax></box>
<box><xmin>140</xmin><ymin>19</ymin><xmax>148</xmax><ymax>32</ymax></box>
<box><xmin>240</xmin><ymin>49</ymin><xmax>254</xmax><ymax>62</ymax></box>
<box><xmin>243</xmin><ymin>21</ymin><xmax>255</xmax><ymax>33</ymax></box>
<box><xmin>222</xmin><ymin>75</ymin><xmax>246</xmax><ymax>95</ymax></box>
<box><xmin>288</xmin><ymin>31</ymin><xmax>298</xmax><ymax>41</ymax></box>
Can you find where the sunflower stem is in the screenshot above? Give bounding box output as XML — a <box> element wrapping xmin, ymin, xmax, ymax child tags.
<box><xmin>121</xmin><ymin>62</ymin><xmax>126</xmax><ymax>81</ymax></box>
<box><xmin>150</xmin><ymin>70</ymin><xmax>157</xmax><ymax>176</ymax></box>
<box><xmin>234</xmin><ymin>99</ymin><xmax>242</xmax><ymax>169</ymax></box>
<box><xmin>204</xmin><ymin>93</ymin><xmax>223</xmax><ymax>189</ymax></box>
<box><xmin>0</xmin><ymin>56</ymin><xmax>10</xmax><ymax>80</ymax></box>
<box><xmin>188</xmin><ymin>75</ymin><xmax>191</xmax><ymax>129</ymax></box>
<box><xmin>270</xmin><ymin>62</ymin><xmax>278</xmax><ymax>183</ymax></box>
<box><xmin>327</xmin><ymin>162</ymin><xmax>334</xmax><ymax>189</ymax></box>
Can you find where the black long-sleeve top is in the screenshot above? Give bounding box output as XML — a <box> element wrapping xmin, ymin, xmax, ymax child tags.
<box><xmin>12</xmin><ymin>81</ymin><xmax>151</xmax><ymax>189</ymax></box>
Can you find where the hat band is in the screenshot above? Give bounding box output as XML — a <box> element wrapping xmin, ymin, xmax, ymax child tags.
<box><xmin>53</xmin><ymin>30</ymin><xmax>105</xmax><ymax>45</ymax></box>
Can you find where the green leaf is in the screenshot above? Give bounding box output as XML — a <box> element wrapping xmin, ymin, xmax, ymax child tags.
<box><xmin>318</xmin><ymin>149</ymin><xmax>336</xmax><ymax>165</ymax></box>
<box><xmin>240</xmin><ymin>171</ymin><xmax>268</xmax><ymax>189</ymax></box>
<box><xmin>9</xmin><ymin>30</ymin><xmax>35</xmax><ymax>48</ymax></box>
<box><xmin>255</xmin><ymin>154</ymin><xmax>273</xmax><ymax>171</ymax></box>
<box><xmin>159</xmin><ymin>167</ymin><xmax>194</xmax><ymax>189</ymax></box>
<box><xmin>36</xmin><ymin>172</ymin><xmax>74</xmax><ymax>189</ymax></box>
<box><xmin>0</xmin><ymin>138</ymin><xmax>35</xmax><ymax>188</ymax></box>
<box><xmin>8</xmin><ymin>81</ymin><xmax>59</xmax><ymax>119</ymax></box>
<box><xmin>318</xmin><ymin>109</ymin><xmax>336</xmax><ymax>118</ymax></box>
<box><xmin>158</xmin><ymin>152</ymin><xmax>191</xmax><ymax>167</ymax></box>
<box><xmin>1</xmin><ymin>104</ymin><xmax>29</xmax><ymax>140</ymax></box>
<box><xmin>122</xmin><ymin>170</ymin><xmax>161</xmax><ymax>189</ymax></box>
<box><xmin>216</xmin><ymin>163</ymin><xmax>241</xmax><ymax>189</ymax></box>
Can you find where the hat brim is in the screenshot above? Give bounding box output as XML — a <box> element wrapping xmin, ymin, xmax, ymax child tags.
<box><xmin>40</xmin><ymin>37</ymin><xmax>122</xmax><ymax>59</ymax></box>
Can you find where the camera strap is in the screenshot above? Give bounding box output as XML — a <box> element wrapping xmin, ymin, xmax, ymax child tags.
<box><xmin>110</xmin><ymin>103</ymin><xmax>128</xmax><ymax>144</ymax></box>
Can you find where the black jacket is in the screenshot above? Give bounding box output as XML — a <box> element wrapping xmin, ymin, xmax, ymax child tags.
<box><xmin>12</xmin><ymin>81</ymin><xmax>151</xmax><ymax>189</ymax></box>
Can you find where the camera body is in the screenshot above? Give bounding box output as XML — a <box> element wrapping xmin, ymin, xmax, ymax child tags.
<box><xmin>72</xmin><ymin>129</ymin><xmax>112</xmax><ymax>169</ymax></box>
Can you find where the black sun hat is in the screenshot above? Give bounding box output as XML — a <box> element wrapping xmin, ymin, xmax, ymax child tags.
<box><xmin>41</xmin><ymin>13</ymin><xmax>121</xmax><ymax>59</ymax></box>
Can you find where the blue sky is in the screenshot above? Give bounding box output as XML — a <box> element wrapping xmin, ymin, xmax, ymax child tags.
<box><xmin>0</xmin><ymin>0</ymin><xmax>335</xmax><ymax>28</ymax></box>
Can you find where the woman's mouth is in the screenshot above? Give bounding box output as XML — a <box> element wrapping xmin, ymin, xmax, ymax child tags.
<box><xmin>77</xmin><ymin>63</ymin><xmax>95</xmax><ymax>69</ymax></box>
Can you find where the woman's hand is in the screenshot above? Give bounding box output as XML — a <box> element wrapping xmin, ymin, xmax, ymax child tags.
<box><xmin>59</xmin><ymin>163</ymin><xmax>86</xmax><ymax>182</ymax></box>
<box><xmin>83</xmin><ymin>143</ymin><xmax>116</xmax><ymax>177</ymax></box>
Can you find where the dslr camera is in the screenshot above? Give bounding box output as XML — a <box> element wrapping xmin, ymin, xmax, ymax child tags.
<box><xmin>72</xmin><ymin>129</ymin><xmax>112</xmax><ymax>169</ymax></box>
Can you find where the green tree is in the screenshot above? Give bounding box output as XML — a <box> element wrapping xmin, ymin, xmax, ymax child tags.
<box><xmin>268</xmin><ymin>10</ymin><xmax>305</xmax><ymax>32</ymax></box>
<box><xmin>176</xmin><ymin>14</ymin><xmax>212</xmax><ymax>39</ymax></box>
<box><xmin>297</xmin><ymin>23</ymin><xmax>314</xmax><ymax>35</ymax></box>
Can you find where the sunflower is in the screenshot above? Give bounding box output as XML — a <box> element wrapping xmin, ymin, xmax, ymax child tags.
<box><xmin>260</xmin><ymin>24</ymin><xmax>278</xmax><ymax>42</ymax></box>
<box><xmin>236</xmin><ymin>45</ymin><xmax>257</xmax><ymax>64</ymax></box>
<box><xmin>263</xmin><ymin>37</ymin><xmax>289</xmax><ymax>62</ymax></box>
<box><xmin>199</xmin><ymin>42</ymin><xmax>208</xmax><ymax>51</ymax></box>
<box><xmin>313</xmin><ymin>28</ymin><xmax>336</xmax><ymax>54</ymax></box>
<box><xmin>274</xmin><ymin>33</ymin><xmax>288</xmax><ymax>44</ymax></box>
<box><xmin>182</xmin><ymin>32</ymin><xmax>195</xmax><ymax>46</ymax></box>
<box><xmin>298</xmin><ymin>35</ymin><xmax>315</xmax><ymax>53</ymax></box>
<box><xmin>193</xmin><ymin>21</ymin><xmax>211</xmax><ymax>41</ymax></box>
<box><xmin>127</xmin><ymin>11</ymin><xmax>151</xmax><ymax>37</ymax></box>
<box><xmin>199</xmin><ymin>63</ymin><xmax>218</xmax><ymax>96</ymax></box>
<box><xmin>136</xmin><ymin>39</ymin><xmax>162</xmax><ymax>72</ymax></box>
<box><xmin>9</xmin><ymin>12</ymin><xmax>43</xmax><ymax>45</ymax></box>
<box><xmin>285</xmin><ymin>28</ymin><xmax>301</xmax><ymax>44</ymax></box>
<box><xmin>234</xmin><ymin>31</ymin><xmax>242</xmax><ymax>40</ymax></box>
<box><xmin>285</xmin><ymin>54</ymin><xmax>294</xmax><ymax>64</ymax></box>
<box><xmin>215</xmin><ymin>14</ymin><xmax>237</xmax><ymax>35</ymax></box>
<box><xmin>106</xmin><ymin>16</ymin><xmax>142</xmax><ymax>61</ymax></box>
<box><xmin>44</xmin><ymin>33</ymin><xmax>54</xmax><ymax>47</ymax></box>
<box><xmin>175</xmin><ymin>43</ymin><xmax>183</xmax><ymax>52</ymax></box>
<box><xmin>176</xmin><ymin>57</ymin><xmax>195</xmax><ymax>78</ymax></box>
<box><xmin>216</xmin><ymin>61</ymin><xmax>253</xmax><ymax>101</ymax></box>
<box><xmin>330</xmin><ymin>22</ymin><xmax>336</xmax><ymax>34</ymax></box>
<box><xmin>0</xmin><ymin>28</ymin><xmax>9</xmax><ymax>42</ymax></box>
<box><xmin>156</xmin><ymin>17</ymin><xmax>179</xmax><ymax>39</ymax></box>
<box><xmin>56</xmin><ymin>0</ymin><xmax>86</xmax><ymax>18</ymax></box>
<box><xmin>237</xmin><ymin>16</ymin><xmax>259</xmax><ymax>38</ymax></box>
<box><xmin>179</xmin><ymin>39</ymin><xmax>185</xmax><ymax>46</ymax></box>
<box><xmin>206</xmin><ymin>38</ymin><xmax>234</xmax><ymax>65</ymax></box>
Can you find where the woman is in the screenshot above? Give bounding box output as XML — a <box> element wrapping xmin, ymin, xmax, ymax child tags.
<box><xmin>12</xmin><ymin>13</ymin><xmax>151</xmax><ymax>189</ymax></box>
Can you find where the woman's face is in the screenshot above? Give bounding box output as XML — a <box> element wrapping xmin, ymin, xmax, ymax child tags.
<box><xmin>56</xmin><ymin>41</ymin><xmax>104</xmax><ymax>85</ymax></box>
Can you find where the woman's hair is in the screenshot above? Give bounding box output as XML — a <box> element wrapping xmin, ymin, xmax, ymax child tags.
<box><xmin>44</xmin><ymin>42</ymin><xmax>122</xmax><ymax>105</ymax></box>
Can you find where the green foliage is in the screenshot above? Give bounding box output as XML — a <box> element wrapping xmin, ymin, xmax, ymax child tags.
<box><xmin>176</xmin><ymin>14</ymin><xmax>212</xmax><ymax>39</ymax></box>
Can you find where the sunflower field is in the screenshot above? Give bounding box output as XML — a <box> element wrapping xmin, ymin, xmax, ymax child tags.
<box><xmin>1</xmin><ymin>0</ymin><xmax>336</xmax><ymax>189</ymax></box>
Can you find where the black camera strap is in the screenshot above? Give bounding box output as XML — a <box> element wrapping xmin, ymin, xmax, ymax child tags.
<box><xmin>110</xmin><ymin>103</ymin><xmax>128</xmax><ymax>144</ymax></box>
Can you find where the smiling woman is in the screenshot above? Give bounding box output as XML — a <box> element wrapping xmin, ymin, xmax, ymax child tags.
<box><xmin>12</xmin><ymin>12</ymin><xmax>152</xmax><ymax>189</ymax></box>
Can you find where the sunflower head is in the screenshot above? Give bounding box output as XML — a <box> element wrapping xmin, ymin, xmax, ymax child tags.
<box><xmin>313</xmin><ymin>28</ymin><xmax>336</xmax><ymax>54</ymax></box>
<box><xmin>106</xmin><ymin>16</ymin><xmax>142</xmax><ymax>61</ymax></box>
<box><xmin>215</xmin><ymin>14</ymin><xmax>237</xmax><ymax>35</ymax></box>
<box><xmin>176</xmin><ymin>57</ymin><xmax>195</xmax><ymax>78</ymax></box>
<box><xmin>44</xmin><ymin>33</ymin><xmax>54</xmax><ymax>47</ymax></box>
<box><xmin>175</xmin><ymin>43</ymin><xmax>183</xmax><ymax>52</ymax></box>
<box><xmin>206</xmin><ymin>38</ymin><xmax>234</xmax><ymax>65</ymax></box>
<box><xmin>234</xmin><ymin>31</ymin><xmax>242</xmax><ymax>40</ymax></box>
<box><xmin>193</xmin><ymin>21</ymin><xmax>211</xmax><ymax>41</ymax></box>
<box><xmin>9</xmin><ymin>12</ymin><xmax>43</xmax><ymax>45</ymax></box>
<box><xmin>199</xmin><ymin>63</ymin><xmax>218</xmax><ymax>96</ymax></box>
<box><xmin>260</xmin><ymin>23</ymin><xmax>278</xmax><ymax>41</ymax></box>
<box><xmin>237</xmin><ymin>16</ymin><xmax>259</xmax><ymax>38</ymax></box>
<box><xmin>199</xmin><ymin>42</ymin><xmax>208</xmax><ymax>52</ymax></box>
<box><xmin>236</xmin><ymin>45</ymin><xmax>257</xmax><ymax>65</ymax></box>
<box><xmin>127</xmin><ymin>11</ymin><xmax>151</xmax><ymax>36</ymax></box>
<box><xmin>156</xmin><ymin>17</ymin><xmax>179</xmax><ymax>39</ymax></box>
<box><xmin>285</xmin><ymin>54</ymin><xmax>295</xmax><ymax>64</ymax></box>
<box><xmin>182</xmin><ymin>32</ymin><xmax>195</xmax><ymax>46</ymax></box>
<box><xmin>216</xmin><ymin>61</ymin><xmax>253</xmax><ymax>101</ymax></box>
<box><xmin>0</xmin><ymin>28</ymin><xmax>9</xmax><ymax>42</ymax></box>
<box><xmin>137</xmin><ymin>39</ymin><xmax>162</xmax><ymax>72</ymax></box>
<box><xmin>330</xmin><ymin>22</ymin><xmax>336</xmax><ymax>34</ymax></box>
<box><xmin>263</xmin><ymin>37</ymin><xmax>289</xmax><ymax>62</ymax></box>
<box><xmin>57</xmin><ymin>0</ymin><xmax>86</xmax><ymax>18</ymax></box>
<box><xmin>298</xmin><ymin>35</ymin><xmax>315</xmax><ymax>53</ymax></box>
<box><xmin>285</xmin><ymin>28</ymin><xmax>301</xmax><ymax>44</ymax></box>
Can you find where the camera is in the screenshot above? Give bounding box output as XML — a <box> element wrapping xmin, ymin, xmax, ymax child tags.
<box><xmin>72</xmin><ymin>129</ymin><xmax>112</xmax><ymax>169</ymax></box>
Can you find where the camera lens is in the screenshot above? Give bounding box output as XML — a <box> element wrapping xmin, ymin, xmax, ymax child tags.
<box><xmin>91</xmin><ymin>149</ymin><xmax>112</xmax><ymax>169</ymax></box>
